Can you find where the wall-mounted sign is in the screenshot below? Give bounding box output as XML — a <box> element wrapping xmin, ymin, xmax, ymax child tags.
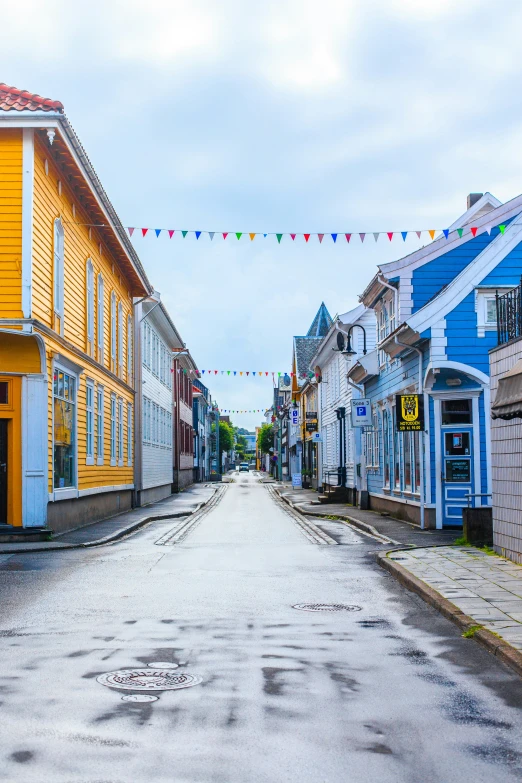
<box><xmin>445</xmin><ymin>459</ymin><xmax>471</xmax><ymax>483</ymax></box>
<box><xmin>306</xmin><ymin>412</ymin><xmax>317</xmax><ymax>420</ymax></box>
<box><xmin>395</xmin><ymin>394</ymin><xmax>424</xmax><ymax>431</ymax></box>
<box><xmin>290</xmin><ymin>408</ymin><xmax>299</xmax><ymax>425</ymax></box>
<box><xmin>306</xmin><ymin>422</ymin><xmax>318</xmax><ymax>432</ymax></box>
<box><xmin>311</xmin><ymin>431</ymin><xmax>322</xmax><ymax>442</ymax></box>
<box><xmin>351</xmin><ymin>399</ymin><xmax>372</xmax><ymax>427</ymax></box>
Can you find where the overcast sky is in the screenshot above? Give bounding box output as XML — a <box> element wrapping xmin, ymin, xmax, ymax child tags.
<box><xmin>4</xmin><ymin>0</ymin><xmax>522</xmax><ymax>430</ymax></box>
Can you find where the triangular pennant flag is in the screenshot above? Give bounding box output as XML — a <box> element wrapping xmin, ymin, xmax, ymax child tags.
<box><xmin>168</xmin><ymin>230</ymin><xmax>175</xmax><ymax>239</ymax></box>
<box><xmin>249</xmin><ymin>233</ymin><xmax>255</xmax><ymax>241</ymax></box>
<box><xmin>221</xmin><ymin>371</ymin><xmax>224</xmax><ymax>375</ymax></box>
<box><xmin>234</xmin><ymin>371</ymin><xmax>236</xmax><ymax>375</ymax></box>
<box><xmin>387</xmin><ymin>232</ymin><xmax>393</xmax><ymax>241</ymax></box>
<box><xmin>485</xmin><ymin>225</ymin><xmax>492</xmax><ymax>235</ymax></box>
<box><xmin>155</xmin><ymin>229</ymin><xmax>161</xmax><ymax>237</ymax></box>
<box><xmin>373</xmin><ymin>232</ymin><xmax>379</xmax><ymax>242</ymax></box>
<box><xmin>214</xmin><ymin>370</ymin><xmax>218</xmax><ymax>375</ymax></box>
<box><xmin>457</xmin><ymin>228</ymin><xmax>463</xmax><ymax>238</ymax></box>
<box><xmin>141</xmin><ymin>228</ymin><xmax>148</xmax><ymax>237</ymax></box>
<box><xmin>223</xmin><ymin>232</ymin><xmax>228</xmax><ymax>240</ymax></box>
<box><xmin>401</xmin><ymin>231</ymin><xmax>407</xmax><ymax>241</ymax></box>
<box><xmin>278</xmin><ymin>372</ymin><xmax>281</xmax><ymax>377</ymax></box>
<box><xmin>263</xmin><ymin>233</ymin><xmax>267</xmax><ymax>238</ymax></box>
<box><xmin>209</xmin><ymin>232</ymin><xmax>215</xmax><ymax>240</ymax></box>
<box><xmin>416</xmin><ymin>231</ymin><xmax>422</xmax><ymax>239</ymax></box>
<box><xmin>253</xmin><ymin>372</ymin><xmax>256</xmax><ymax>376</ymax></box>
<box><xmin>195</xmin><ymin>231</ymin><xmax>201</xmax><ymax>240</ymax></box>
<box><xmin>128</xmin><ymin>227</ymin><xmax>135</xmax><ymax>237</ymax></box>
<box><xmin>265</xmin><ymin>372</ymin><xmax>268</xmax><ymax>376</ymax></box>
<box><xmin>240</xmin><ymin>372</ymin><xmax>243</xmax><ymax>376</ymax></box>
<box><xmin>304</xmin><ymin>234</ymin><xmax>310</xmax><ymax>242</ymax></box>
<box><xmin>428</xmin><ymin>230</ymin><xmax>436</xmax><ymax>240</ymax></box>
<box><xmin>345</xmin><ymin>233</ymin><xmax>351</xmax><ymax>242</ymax></box>
<box><xmin>236</xmin><ymin>232</ymin><xmax>242</xmax><ymax>240</ymax></box>
<box><xmin>276</xmin><ymin>234</ymin><xmax>283</xmax><ymax>243</ymax></box>
<box><xmin>359</xmin><ymin>233</ymin><xmax>365</xmax><ymax>242</ymax></box>
<box><xmin>290</xmin><ymin>233</ymin><xmax>296</xmax><ymax>240</ymax></box>
<box><xmin>331</xmin><ymin>233</ymin><xmax>337</xmax><ymax>243</ymax></box>
<box><xmin>318</xmin><ymin>233</ymin><xmax>324</xmax><ymax>243</ymax></box>
<box><xmin>470</xmin><ymin>227</ymin><xmax>478</xmax><ymax>237</ymax></box>
<box><xmin>499</xmin><ymin>224</ymin><xmax>506</xmax><ymax>234</ymax></box>
<box><xmin>246</xmin><ymin>372</ymin><xmax>250</xmax><ymax>376</ymax></box>
<box><xmin>202</xmin><ymin>370</ymin><xmax>205</xmax><ymax>374</ymax></box>
<box><xmin>227</xmin><ymin>371</ymin><xmax>230</xmax><ymax>375</ymax></box>
<box><xmin>182</xmin><ymin>231</ymin><xmax>188</xmax><ymax>238</ymax></box>
<box><xmin>443</xmin><ymin>229</ymin><xmax>449</xmax><ymax>239</ymax></box>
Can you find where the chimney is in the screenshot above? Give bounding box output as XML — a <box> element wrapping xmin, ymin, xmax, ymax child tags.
<box><xmin>467</xmin><ymin>193</ymin><xmax>483</xmax><ymax>209</ymax></box>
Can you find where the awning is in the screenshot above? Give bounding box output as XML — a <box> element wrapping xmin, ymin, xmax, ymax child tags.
<box><xmin>491</xmin><ymin>359</ymin><xmax>522</xmax><ymax>419</ymax></box>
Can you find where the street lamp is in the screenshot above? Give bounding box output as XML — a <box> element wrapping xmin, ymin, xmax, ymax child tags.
<box><xmin>343</xmin><ymin>325</ymin><xmax>367</xmax><ymax>356</ymax></box>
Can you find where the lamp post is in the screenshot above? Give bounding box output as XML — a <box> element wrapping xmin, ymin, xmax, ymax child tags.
<box><xmin>342</xmin><ymin>325</ymin><xmax>367</xmax><ymax>356</ymax></box>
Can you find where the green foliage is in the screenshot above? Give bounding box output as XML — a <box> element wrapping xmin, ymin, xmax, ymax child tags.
<box><xmin>219</xmin><ymin>420</ymin><xmax>235</xmax><ymax>456</ymax></box>
<box><xmin>453</xmin><ymin>536</ymin><xmax>471</xmax><ymax>546</ymax></box>
<box><xmin>462</xmin><ymin>625</ymin><xmax>483</xmax><ymax>638</ymax></box>
<box><xmin>257</xmin><ymin>423</ymin><xmax>274</xmax><ymax>454</ymax></box>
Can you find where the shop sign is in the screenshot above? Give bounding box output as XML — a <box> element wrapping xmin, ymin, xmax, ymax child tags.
<box><xmin>292</xmin><ymin>473</ymin><xmax>302</xmax><ymax>487</ymax></box>
<box><xmin>290</xmin><ymin>408</ymin><xmax>299</xmax><ymax>425</ymax></box>
<box><xmin>306</xmin><ymin>412</ymin><xmax>317</xmax><ymax>420</ymax></box>
<box><xmin>395</xmin><ymin>394</ymin><xmax>424</xmax><ymax>431</ymax></box>
<box><xmin>306</xmin><ymin>422</ymin><xmax>318</xmax><ymax>432</ymax></box>
<box><xmin>311</xmin><ymin>431</ymin><xmax>322</xmax><ymax>442</ymax></box>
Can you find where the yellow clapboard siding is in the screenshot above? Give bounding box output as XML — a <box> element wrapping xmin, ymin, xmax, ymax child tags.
<box><xmin>0</xmin><ymin>130</ymin><xmax>22</xmax><ymax>317</ymax></box>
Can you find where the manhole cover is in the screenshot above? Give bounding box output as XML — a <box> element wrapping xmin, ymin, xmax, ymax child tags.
<box><xmin>121</xmin><ymin>694</ymin><xmax>159</xmax><ymax>703</ymax></box>
<box><xmin>292</xmin><ymin>603</ymin><xmax>362</xmax><ymax>612</ymax></box>
<box><xmin>97</xmin><ymin>669</ymin><xmax>202</xmax><ymax>691</ymax></box>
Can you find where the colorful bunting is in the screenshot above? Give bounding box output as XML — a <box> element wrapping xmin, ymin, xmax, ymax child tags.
<box><xmin>387</xmin><ymin>232</ymin><xmax>393</xmax><ymax>241</ymax></box>
<box><xmin>182</xmin><ymin>231</ymin><xmax>188</xmax><ymax>238</ymax></box>
<box><xmin>141</xmin><ymin>228</ymin><xmax>148</xmax><ymax>237</ymax></box>
<box><xmin>373</xmin><ymin>232</ymin><xmax>379</xmax><ymax>242</ymax></box>
<box><xmin>331</xmin><ymin>233</ymin><xmax>337</xmax><ymax>243</ymax></box>
<box><xmin>128</xmin><ymin>227</ymin><xmax>135</xmax><ymax>236</ymax></box>
<box><xmin>428</xmin><ymin>230</ymin><xmax>436</xmax><ymax>240</ymax></box>
<box><xmin>457</xmin><ymin>229</ymin><xmax>463</xmax><ymax>238</ymax></box>
<box><xmin>318</xmin><ymin>234</ymin><xmax>324</xmax><ymax>243</ymax></box>
<box><xmin>195</xmin><ymin>231</ymin><xmax>202</xmax><ymax>240</ymax></box>
<box><xmin>443</xmin><ymin>229</ymin><xmax>449</xmax><ymax>239</ymax></box>
<box><xmin>249</xmin><ymin>233</ymin><xmax>255</xmax><ymax>241</ymax></box>
<box><xmin>471</xmin><ymin>227</ymin><xmax>478</xmax><ymax>237</ymax></box>
<box><xmin>168</xmin><ymin>229</ymin><xmax>175</xmax><ymax>239</ymax></box>
<box><xmin>401</xmin><ymin>232</ymin><xmax>407</xmax><ymax>241</ymax></box>
<box><xmin>345</xmin><ymin>233</ymin><xmax>351</xmax><ymax>242</ymax></box>
<box><xmin>276</xmin><ymin>234</ymin><xmax>283</xmax><ymax>243</ymax></box>
<box><xmin>155</xmin><ymin>229</ymin><xmax>161</xmax><ymax>237</ymax></box>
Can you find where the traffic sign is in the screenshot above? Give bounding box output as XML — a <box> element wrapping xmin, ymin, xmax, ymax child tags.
<box><xmin>351</xmin><ymin>399</ymin><xmax>372</xmax><ymax>427</ymax></box>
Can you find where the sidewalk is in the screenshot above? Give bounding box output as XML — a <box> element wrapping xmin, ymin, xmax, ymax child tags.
<box><xmin>273</xmin><ymin>483</ymin><xmax>459</xmax><ymax>547</ymax></box>
<box><xmin>380</xmin><ymin>546</ymin><xmax>522</xmax><ymax>676</ymax></box>
<box><xmin>0</xmin><ymin>484</ymin><xmax>218</xmax><ymax>554</ymax></box>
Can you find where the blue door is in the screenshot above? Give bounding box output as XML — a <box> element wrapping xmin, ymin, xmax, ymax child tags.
<box><xmin>440</xmin><ymin>398</ymin><xmax>474</xmax><ymax>527</ymax></box>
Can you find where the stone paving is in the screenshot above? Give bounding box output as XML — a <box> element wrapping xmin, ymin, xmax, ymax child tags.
<box><xmin>387</xmin><ymin>547</ymin><xmax>522</xmax><ymax>651</ymax></box>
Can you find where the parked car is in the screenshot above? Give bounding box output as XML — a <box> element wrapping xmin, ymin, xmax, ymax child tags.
<box><xmin>239</xmin><ymin>463</ymin><xmax>250</xmax><ymax>472</ymax></box>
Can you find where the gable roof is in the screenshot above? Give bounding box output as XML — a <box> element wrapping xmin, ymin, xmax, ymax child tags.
<box><xmin>306</xmin><ymin>302</ymin><xmax>333</xmax><ymax>337</ymax></box>
<box><xmin>310</xmin><ymin>303</ymin><xmax>367</xmax><ymax>368</ymax></box>
<box><xmin>406</xmin><ymin>211</ymin><xmax>522</xmax><ymax>334</ymax></box>
<box><xmin>0</xmin><ymin>83</ymin><xmax>64</xmax><ymax>113</ymax></box>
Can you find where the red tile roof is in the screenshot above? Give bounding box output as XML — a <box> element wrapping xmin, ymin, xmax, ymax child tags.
<box><xmin>0</xmin><ymin>83</ymin><xmax>63</xmax><ymax>113</ymax></box>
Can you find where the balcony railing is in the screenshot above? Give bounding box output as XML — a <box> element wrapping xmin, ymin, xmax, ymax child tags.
<box><xmin>496</xmin><ymin>277</ymin><xmax>522</xmax><ymax>345</ymax></box>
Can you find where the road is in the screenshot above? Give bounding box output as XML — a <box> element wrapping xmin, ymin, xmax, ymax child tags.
<box><xmin>1</xmin><ymin>472</ymin><xmax>521</xmax><ymax>782</ymax></box>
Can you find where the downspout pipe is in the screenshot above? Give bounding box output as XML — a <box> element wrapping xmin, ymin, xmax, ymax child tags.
<box><xmin>378</xmin><ymin>275</ymin><xmax>399</xmax><ymax>318</ymax></box>
<box><xmin>394</xmin><ymin>329</ymin><xmax>425</xmax><ymax>530</ymax></box>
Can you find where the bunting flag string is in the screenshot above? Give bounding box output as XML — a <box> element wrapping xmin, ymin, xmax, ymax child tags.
<box><xmin>67</xmin><ymin>222</ymin><xmax>509</xmax><ymax>245</ymax></box>
<box><xmin>177</xmin><ymin>367</ymin><xmax>319</xmax><ymax>380</ymax></box>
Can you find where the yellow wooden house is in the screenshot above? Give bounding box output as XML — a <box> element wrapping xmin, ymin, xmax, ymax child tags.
<box><xmin>0</xmin><ymin>84</ymin><xmax>152</xmax><ymax>534</ymax></box>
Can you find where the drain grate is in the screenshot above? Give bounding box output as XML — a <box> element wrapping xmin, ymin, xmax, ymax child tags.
<box><xmin>97</xmin><ymin>669</ymin><xmax>202</xmax><ymax>692</ymax></box>
<box><xmin>292</xmin><ymin>603</ymin><xmax>362</xmax><ymax>612</ymax></box>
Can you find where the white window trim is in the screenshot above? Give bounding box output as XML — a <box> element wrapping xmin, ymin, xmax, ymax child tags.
<box><xmin>96</xmin><ymin>384</ymin><xmax>104</xmax><ymax>466</ymax></box>
<box><xmin>53</xmin><ymin>218</ymin><xmax>64</xmax><ymax>331</ymax></box>
<box><xmin>118</xmin><ymin>301</ymin><xmax>123</xmax><ymax>377</ymax></box>
<box><xmin>86</xmin><ymin>378</ymin><xmax>94</xmax><ymax>466</ymax></box>
<box><xmin>110</xmin><ymin>292</ymin><xmax>116</xmax><ymax>373</ymax></box>
<box><xmin>127</xmin><ymin>402</ymin><xmax>133</xmax><ymax>466</ymax></box>
<box><xmin>110</xmin><ymin>392</ymin><xmax>116</xmax><ymax>466</ymax></box>
<box><xmin>97</xmin><ymin>274</ymin><xmax>104</xmax><ymax>364</ymax></box>
<box><xmin>86</xmin><ymin>258</ymin><xmax>94</xmax><ymax>351</ymax></box>
<box><xmin>127</xmin><ymin>314</ymin><xmax>133</xmax><ymax>384</ymax></box>
<box><xmin>118</xmin><ymin>397</ymin><xmax>124</xmax><ymax>467</ymax></box>
<box><xmin>474</xmin><ymin>287</ymin><xmax>510</xmax><ymax>338</ymax></box>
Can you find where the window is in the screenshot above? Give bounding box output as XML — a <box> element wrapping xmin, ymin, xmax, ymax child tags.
<box><xmin>118</xmin><ymin>302</ymin><xmax>123</xmax><ymax>377</ymax></box>
<box><xmin>0</xmin><ymin>382</ymin><xmax>8</xmax><ymax>405</ymax></box>
<box><xmin>110</xmin><ymin>393</ymin><xmax>116</xmax><ymax>465</ymax></box>
<box><xmin>111</xmin><ymin>293</ymin><xmax>116</xmax><ymax>373</ymax></box>
<box><xmin>127</xmin><ymin>315</ymin><xmax>133</xmax><ymax>384</ymax></box>
<box><xmin>96</xmin><ymin>386</ymin><xmax>104</xmax><ymax>465</ymax></box>
<box><xmin>485</xmin><ymin>297</ymin><xmax>497</xmax><ymax>324</ymax></box>
<box><xmin>53</xmin><ymin>367</ymin><xmax>76</xmax><ymax>489</ymax></box>
<box><xmin>441</xmin><ymin>399</ymin><xmax>472</xmax><ymax>425</ymax></box>
<box><xmin>365</xmin><ymin>428</ymin><xmax>379</xmax><ymax>469</ymax></box>
<box><xmin>86</xmin><ymin>379</ymin><xmax>94</xmax><ymax>465</ymax></box>
<box><xmin>118</xmin><ymin>398</ymin><xmax>123</xmax><ymax>465</ymax></box>
<box><xmin>414</xmin><ymin>431</ymin><xmax>421</xmax><ymax>492</ymax></box>
<box><xmin>393</xmin><ymin>409</ymin><xmax>401</xmax><ymax>489</ymax></box>
<box><xmin>86</xmin><ymin>260</ymin><xmax>94</xmax><ymax>352</ymax></box>
<box><xmin>53</xmin><ymin>218</ymin><xmax>64</xmax><ymax>321</ymax></box>
<box><xmin>127</xmin><ymin>403</ymin><xmax>133</xmax><ymax>465</ymax></box>
<box><xmin>97</xmin><ymin>275</ymin><xmax>104</xmax><ymax>363</ymax></box>
<box><xmin>403</xmin><ymin>430</ymin><xmax>412</xmax><ymax>491</ymax></box>
<box><xmin>377</xmin><ymin>292</ymin><xmax>396</xmax><ymax>366</ymax></box>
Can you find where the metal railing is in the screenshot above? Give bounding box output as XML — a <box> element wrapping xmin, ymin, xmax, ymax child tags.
<box><xmin>465</xmin><ymin>492</ymin><xmax>492</xmax><ymax>508</ymax></box>
<box><xmin>496</xmin><ymin>277</ymin><xmax>522</xmax><ymax>345</ymax></box>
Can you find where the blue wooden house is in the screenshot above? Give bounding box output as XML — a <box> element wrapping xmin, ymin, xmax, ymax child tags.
<box><xmin>347</xmin><ymin>192</ymin><xmax>522</xmax><ymax>528</ymax></box>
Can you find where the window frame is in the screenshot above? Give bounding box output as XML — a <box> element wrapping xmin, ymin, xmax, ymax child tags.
<box><xmin>53</xmin><ymin>218</ymin><xmax>65</xmax><ymax>325</ymax></box>
<box><xmin>52</xmin><ymin>363</ymin><xmax>77</xmax><ymax>492</ymax></box>
<box><xmin>86</xmin><ymin>378</ymin><xmax>94</xmax><ymax>465</ymax></box>
<box><xmin>127</xmin><ymin>314</ymin><xmax>133</xmax><ymax>384</ymax></box>
<box><xmin>86</xmin><ymin>259</ymin><xmax>94</xmax><ymax>353</ymax></box>
<box><xmin>118</xmin><ymin>301</ymin><xmax>123</xmax><ymax>378</ymax></box>
<box><xmin>110</xmin><ymin>393</ymin><xmax>116</xmax><ymax>466</ymax></box>
<box><xmin>97</xmin><ymin>274</ymin><xmax>104</xmax><ymax>364</ymax></box>
<box><xmin>127</xmin><ymin>402</ymin><xmax>133</xmax><ymax>466</ymax></box>
<box><xmin>96</xmin><ymin>384</ymin><xmax>104</xmax><ymax>466</ymax></box>
<box><xmin>110</xmin><ymin>292</ymin><xmax>116</xmax><ymax>374</ymax></box>
<box><xmin>118</xmin><ymin>397</ymin><xmax>124</xmax><ymax>466</ymax></box>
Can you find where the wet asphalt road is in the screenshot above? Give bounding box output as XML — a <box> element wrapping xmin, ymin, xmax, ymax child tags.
<box><xmin>1</xmin><ymin>473</ymin><xmax>522</xmax><ymax>782</ymax></box>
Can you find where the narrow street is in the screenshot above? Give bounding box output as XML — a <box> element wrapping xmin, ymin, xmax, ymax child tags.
<box><xmin>1</xmin><ymin>473</ymin><xmax>521</xmax><ymax>783</ymax></box>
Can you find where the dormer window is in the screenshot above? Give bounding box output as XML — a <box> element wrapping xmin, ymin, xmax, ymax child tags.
<box><xmin>475</xmin><ymin>287</ymin><xmax>509</xmax><ymax>337</ymax></box>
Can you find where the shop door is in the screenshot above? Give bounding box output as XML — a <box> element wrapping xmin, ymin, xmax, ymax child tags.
<box><xmin>441</xmin><ymin>425</ymin><xmax>473</xmax><ymax>527</ymax></box>
<box><xmin>0</xmin><ymin>419</ymin><xmax>7</xmax><ymax>524</ymax></box>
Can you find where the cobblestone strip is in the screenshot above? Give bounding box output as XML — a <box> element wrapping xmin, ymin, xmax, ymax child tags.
<box><xmin>377</xmin><ymin>546</ymin><xmax>522</xmax><ymax>678</ymax></box>
<box><xmin>265</xmin><ymin>485</ymin><xmax>338</xmax><ymax>546</ymax></box>
<box><xmin>155</xmin><ymin>485</ymin><xmax>228</xmax><ymax>546</ymax></box>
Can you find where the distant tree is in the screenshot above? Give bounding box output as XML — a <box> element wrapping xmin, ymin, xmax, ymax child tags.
<box><xmin>258</xmin><ymin>423</ymin><xmax>274</xmax><ymax>455</ymax></box>
<box><xmin>219</xmin><ymin>420</ymin><xmax>235</xmax><ymax>459</ymax></box>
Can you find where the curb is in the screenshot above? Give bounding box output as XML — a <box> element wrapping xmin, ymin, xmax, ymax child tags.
<box><xmin>0</xmin><ymin>489</ymin><xmax>219</xmax><ymax>555</ymax></box>
<box><xmin>274</xmin><ymin>487</ymin><xmax>395</xmax><ymax>544</ymax></box>
<box><xmin>376</xmin><ymin>550</ymin><xmax>522</xmax><ymax>679</ymax></box>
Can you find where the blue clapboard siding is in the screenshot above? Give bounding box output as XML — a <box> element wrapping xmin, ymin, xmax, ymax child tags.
<box><xmin>479</xmin><ymin>239</ymin><xmax>522</xmax><ymax>287</ymax></box>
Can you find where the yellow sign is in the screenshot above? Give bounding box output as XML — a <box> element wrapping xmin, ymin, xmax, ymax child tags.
<box><xmin>396</xmin><ymin>394</ymin><xmax>424</xmax><ymax>431</ymax></box>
